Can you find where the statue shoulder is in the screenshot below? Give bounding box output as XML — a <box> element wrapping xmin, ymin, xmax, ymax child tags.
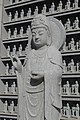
<box><xmin>48</xmin><ymin>46</ymin><xmax>61</xmax><ymax>57</ymax></box>
<box><xmin>47</xmin><ymin>46</ymin><xmax>62</xmax><ymax>67</ymax></box>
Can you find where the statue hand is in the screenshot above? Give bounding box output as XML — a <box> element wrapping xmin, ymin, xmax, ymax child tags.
<box><xmin>30</xmin><ymin>71</ymin><xmax>44</xmax><ymax>80</ymax></box>
<box><xmin>10</xmin><ymin>54</ymin><xmax>22</xmax><ymax>71</ymax></box>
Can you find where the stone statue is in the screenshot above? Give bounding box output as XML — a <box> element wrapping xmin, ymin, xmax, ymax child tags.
<box><xmin>10</xmin><ymin>101</ymin><xmax>14</xmax><ymax>113</ymax></box>
<box><xmin>10</xmin><ymin>14</ymin><xmax>66</xmax><ymax>120</ymax></box>
<box><xmin>8</xmin><ymin>28</ymin><xmax>11</xmax><ymax>39</ymax></box>
<box><xmin>20</xmin><ymin>9</ymin><xmax>24</xmax><ymax>19</ymax></box>
<box><xmin>15</xmin><ymin>11</ymin><xmax>18</xmax><ymax>21</ymax></box>
<box><xmin>34</xmin><ymin>6</ymin><xmax>38</xmax><ymax>16</ymax></box>
<box><xmin>66</xmin><ymin>0</ymin><xmax>71</xmax><ymax>10</ymax></box>
<box><xmin>4</xmin><ymin>82</ymin><xmax>8</xmax><ymax>94</ymax></box>
<box><xmin>27</xmin><ymin>8</ymin><xmax>31</xmax><ymax>18</ymax></box>
<box><xmin>9</xmin><ymin>12</ymin><xmax>12</xmax><ymax>22</ymax></box>
<box><xmin>3</xmin><ymin>100</ymin><xmax>8</xmax><ymax>113</ymax></box>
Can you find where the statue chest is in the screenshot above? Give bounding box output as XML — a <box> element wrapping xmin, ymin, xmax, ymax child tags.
<box><xmin>30</xmin><ymin>56</ymin><xmax>46</xmax><ymax>72</ymax></box>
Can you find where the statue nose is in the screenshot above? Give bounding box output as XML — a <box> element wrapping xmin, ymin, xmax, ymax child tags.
<box><xmin>35</xmin><ymin>33</ymin><xmax>39</xmax><ymax>39</ymax></box>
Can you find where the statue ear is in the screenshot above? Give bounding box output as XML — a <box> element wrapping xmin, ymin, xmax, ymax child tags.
<box><xmin>47</xmin><ymin>34</ymin><xmax>51</xmax><ymax>46</ymax></box>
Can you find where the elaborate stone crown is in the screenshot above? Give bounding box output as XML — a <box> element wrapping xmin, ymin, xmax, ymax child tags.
<box><xmin>31</xmin><ymin>14</ymin><xmax>49</xmax><ymax>30</ymax></box>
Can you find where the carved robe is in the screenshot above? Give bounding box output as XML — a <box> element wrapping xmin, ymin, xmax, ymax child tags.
<box><xmin>17</xmin><ymin>46</ymin><xmax>62</xmax><ymax>120</ymax></box>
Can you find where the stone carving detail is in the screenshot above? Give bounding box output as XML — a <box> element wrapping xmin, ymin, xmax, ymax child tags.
<box><xmin>62</xmin><ymin>103</ymin><xmax>80</xmax><ymax>118</ymax></box>
<box><xmin>10</xmin><ymin>14</ymin><xmax>66</xmax><ymax>120</ymax></box>
<box><xmin>62</xmin><ymin>38</ymin><xmax>80</xmax><ymax>52</ymax></box>
<box><xmin>62</xmin><ymin>59</ymin><xmax>80</xmax><ymax>73</ymax></box>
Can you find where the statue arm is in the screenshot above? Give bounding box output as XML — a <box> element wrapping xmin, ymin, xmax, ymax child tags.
<box><xmin>48</xmin><ymin>46</ymin><xmax>63</xmax><ymax>69</ymax></box>
<box><xmin>10</xmin><ymin>54</ymin><xmax>22</xmax><ymax>73</ymax></box>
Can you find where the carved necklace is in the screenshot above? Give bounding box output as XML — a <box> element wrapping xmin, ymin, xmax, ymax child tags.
<box><xmin>30</xmin><ymin>46</ymin><xmax>48</xmax><ymax>71</ymax></box>
<box><xmin>32</xmin><ymin>46</ymin><xmax>48</xmax><ymax>58</ymax></box>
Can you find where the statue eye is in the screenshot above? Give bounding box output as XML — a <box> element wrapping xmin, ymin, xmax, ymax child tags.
<box><xmin>38</xmin><ymin>31</ymin><xmax>44</xmax><ymax>35</ymax></box>
<box><xmin>32</xmin><ymin>32</ymin><xmax>36</xmax><ymax>37</ymax></box>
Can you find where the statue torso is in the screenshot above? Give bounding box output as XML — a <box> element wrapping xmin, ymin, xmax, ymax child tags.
<box><xmin>25</xmin><ymin>47</ymin><xmax>48</xmax><ymax>93</ymax></box>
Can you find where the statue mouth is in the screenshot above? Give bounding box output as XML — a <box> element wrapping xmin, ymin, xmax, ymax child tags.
<box><xmin>35</xmin><ymin>39</ymin><xmax>40</xmax><ymax>43</ymax></box>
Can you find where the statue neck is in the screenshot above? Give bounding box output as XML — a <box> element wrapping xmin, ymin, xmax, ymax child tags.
<box><xmin>33</xmin><ymin>45</ymin><xmax>48</xmax><ymax>57</ymax></box>
<box><xmin>35</xmin><ymin>45</ymin><xmax>48</xmax><ymax>51</ymax></box>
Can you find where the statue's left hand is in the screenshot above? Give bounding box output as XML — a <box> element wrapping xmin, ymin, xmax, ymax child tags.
<box><xmin>30</xmin><ymin>71</ymin><xmax>44</xmax><ymax>80</ymax></box>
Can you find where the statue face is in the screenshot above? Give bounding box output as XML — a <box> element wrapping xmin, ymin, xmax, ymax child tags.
<box><xmin>32</xmin><ymin>27</ymin><xmax>48</xmax><ymax>49</ymax></box>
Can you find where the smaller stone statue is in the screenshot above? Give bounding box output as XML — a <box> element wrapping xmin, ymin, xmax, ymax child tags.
<box><xmin>70</xmin><ymin>59</ymin><xmax>75</xmax><ymax>72</ymax></box>
<box><xmin>71</xmin><ymin>81</ymin><xmax>79</xmax><ymax>95</ymax></box>
<box><xmin>8</xmin><ymin>12</ymin><xmax>12</xmax><ymax>22</ymax></box>
<box><xmin>76</xmin><ymin>42</ymin><xmax>79</xmax><ymax>50</ymax></box>
<box><xmin>14</xmin><ymin>11</ymin><xmax>18</xmax><ymax>21</ymax></box>
<box><xmin>63</xmin><ymin>81</ymin><xmax>70</xmax><ymax>95</ymax></box>
<box><xmin>65</xmin><ymin>0</ymin><xmax>71</xmax><ymax>10</ymax></box>
<box><xmin>9</xmin><ymin>101</ymin><xmax>14</xmax><ymax>113</ymax></box>
<box><xmin>7</xmin><ymin>46</ymin><xmax>10</xmax><ymax>57</ymax></box>
<box><xmin>57</xmin><ymin>0</ymin><xmax>63</xmax><ymax>12</ymax></box>
<box><xmin>76</xmin><ymin>62</ymin><xmax>79</xmax><ymax>72</ymax></box>
<box><xmin>63</xmin><ymin>85</ymin><xmax>66</xmax><ymax>94</ymax></box>
<box><xmin>14</xmin><ymin>28</ymin><xmax>17</xmax><ymax>38</ymax></box>
<box><xmin>66</xmin><ymin>103</ymin><xmax>71</xmax><ymax>118</ymax></box>
<box><xmin>3</xmin><ymin>100</ymin><xmax>8</xmax><ymax>113</ymax></box>
<box><xmin>68</xmin><ymin>42</ymin><xmax>71</xmax><ymax>50</ymax></box>
<box><xmin>63</xmin><ymin>104</ymin><xmax>71</xmax><ymax>118</ymax></box>
<box><xmin>34</xmin><ymin>6</ymin><xmax>38</xmax><ymax>16</ymax></box>
<box><xmin>51</xmin><ymin>2</ymin><xmax>55</xmax><ymax>13</ymax></box>
<box><xmin>18</xmin><ymin>44</ymin><xmax>22</xmax><ymax>56</ymax></box>
<box><xmin>20</xmin><ymin>9</ymin><xmax>24</xmax><ymax>19</ymax></box>
<box><xmin>13</xmin><ymin>45</ymin><xmax>16</xmax><ymax>56</ymax></box>
<box><xmin>4</xmin><ymin>82</ymin><xmax>8</xmax><ymax>94</ymax></box>
<box><xmin>27</xmin><ymin>8</ymin><xmax>31</xmax><ymax>18</ymax></box>
<box><xmin>8</xmin><ymin>28</ymin><xmax>11</xmax><ymax>39</ymax></box>
<box><xmin>66</xmin><ymin>81</ymin><xmax>70</xmax><ymax>95</ymax></box>
<box><xmin>20</xmin><ymin>26</ymin><xmax>23</xmax><ymax>37</ymax></box>
<box><xmin>11</xmin><ymin>82</ymin><xmax>16</xmax><ymax>94</ymax></box>
<box><xmin>5</xmin><ymin>63</ymin><xmax>9</xmax><ymax>75</ymax></box>
<box><xmin>75</xmin><ymin>104</ymin><xmax>79</xmax><ymax>118</ymax></box>
<box><xmin>26</xmin><ymin>25</ymin><xmax>31</xmax><ymax>36</ymax></box>
<box><xmin>11</xmin><ymin>66</ymin><xmax>15</xmax><ymax>75</ymax></box>
<box><xmin>75</xmin><ymin>81</ymin><xmax>79</xmax><ymax>95</ymax></box>
<box><xmin>13</xmin><ymin>82</ymin><xmax>16</xmax><ymax>93</ymax></box>
<box><xmin>66</xmin><ymin>18</ymin><xmax>71</xmax><ymax>30</ymax></box>
<box><xmin>62</xmin><ymin>41</ymin><xmax>67</xmax><ymax>51</ymax></box>
<box><xmin>49</xmin><ymin>2</ymin><xmax>55</xmax><ymax>13</ymax></box>
<box><xmin>73</xmin><ymin>0</ymin><xmax>79</xmax><ymax>9</ymax></box>
<box><xmin>70</xmin><ymin>38</ymin><xmax>75</xmax><ymax>51</ymax></box>
<box><xmin>67</xmin><ymin>62</ymin><xmax>71</xmax><ymax>72</ymax></box>
<box><xmin>73</xmin><ymin>17</ymin><xmax>79</xmax><ymax>29</ymax></box>
<box><xmin>42</xmin><ymin>4</ymin><xmax>47</xmax><ymax>15</ymax></box>
<box><xmin>62</xmin><ymin>106</ymin><xmax>66</xmax><ymax>116</ymax></box>
<box><xmin>63</xmin><ymin>60</ymin><xmax>67</xmax><ymax>73</ymax></box>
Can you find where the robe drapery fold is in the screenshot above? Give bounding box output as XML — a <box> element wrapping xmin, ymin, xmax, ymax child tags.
<box><xmin>16</xmin><ymin>46</ymin><xmax>62</xmax><ymax>120</ymax></box>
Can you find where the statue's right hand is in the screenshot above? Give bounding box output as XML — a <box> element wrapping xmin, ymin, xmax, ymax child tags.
<box><xmin>10</xmin><ymin>54</ymin><xmax>22</xmax><ymax>70</ymax></box>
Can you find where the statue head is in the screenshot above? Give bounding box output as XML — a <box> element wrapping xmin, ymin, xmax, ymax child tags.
<box><xmin>30</xmin><ymin>14</ymin><xmax>66</xmax><ymax>50</ymax></box>
<box><xmin>31</xmin><ymin>14</ymin><xmax>51</xmax><ymax>49</ymax></box>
